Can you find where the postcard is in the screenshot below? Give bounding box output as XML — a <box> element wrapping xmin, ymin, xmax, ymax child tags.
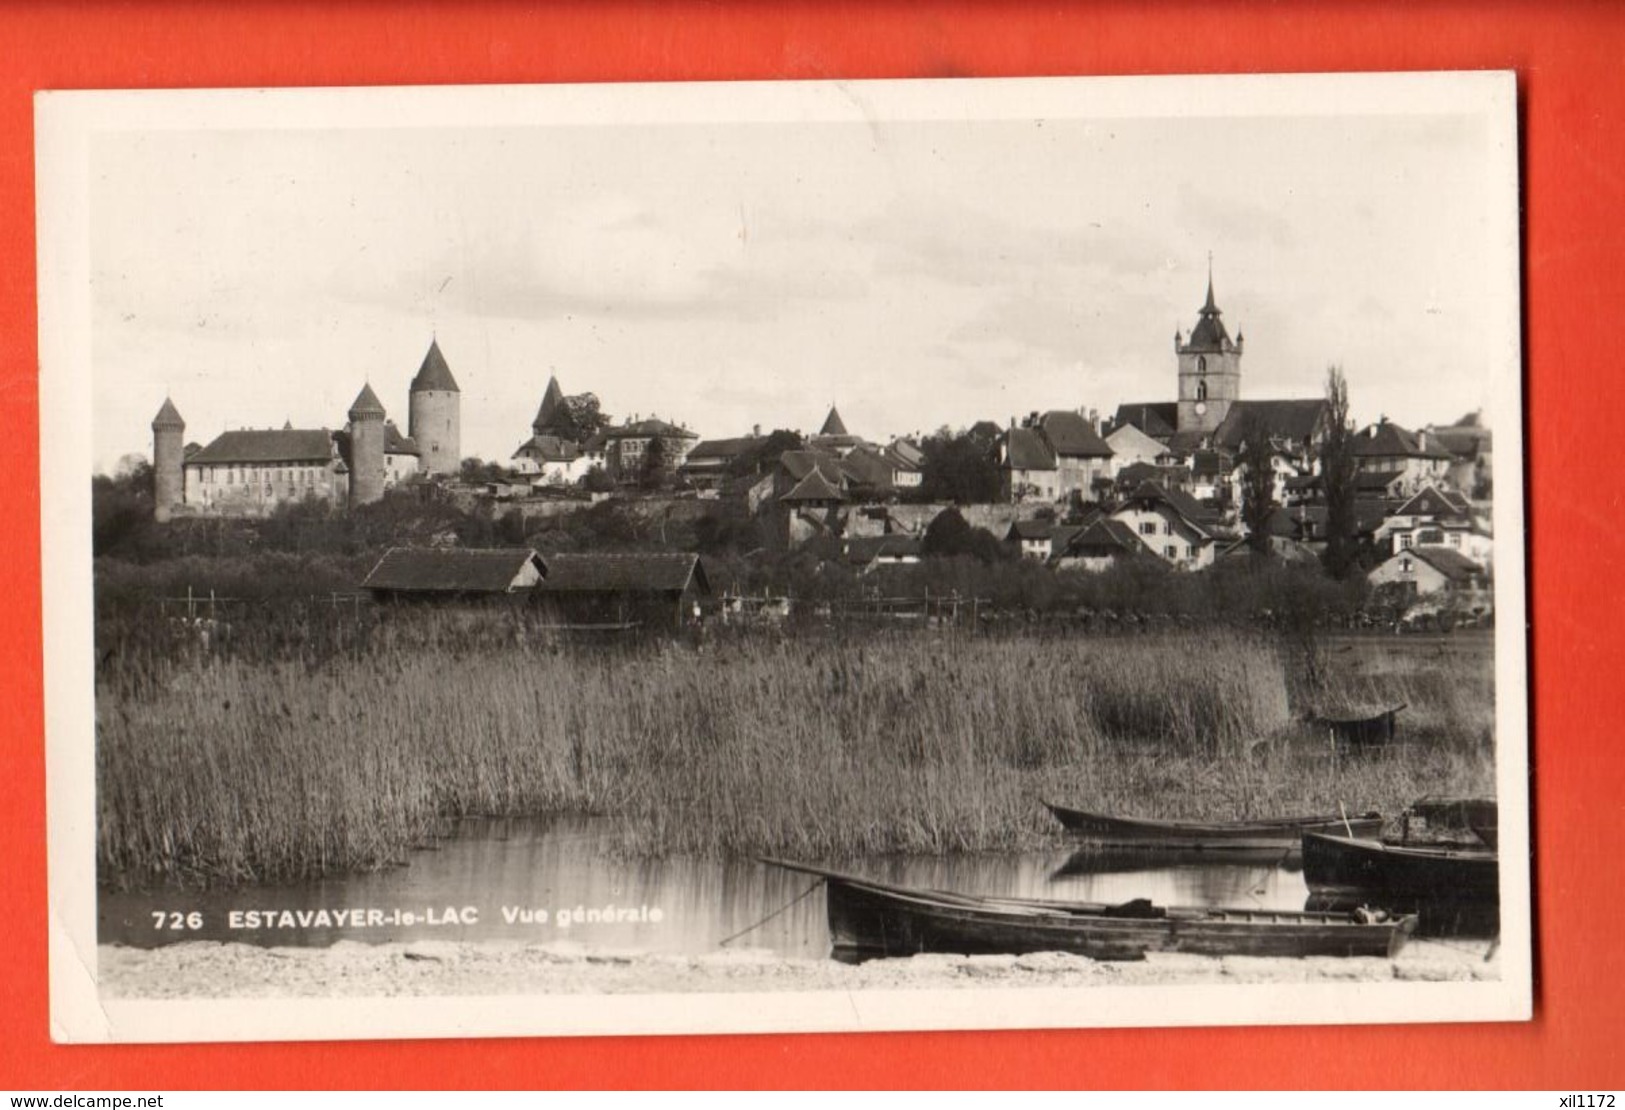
<box><xmin>39</xmin><ymin>71</ymin><xmax>1529</xmax><ymax>1043</ymax></box>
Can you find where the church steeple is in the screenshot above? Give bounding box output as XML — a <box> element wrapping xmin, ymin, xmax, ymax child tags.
<box><xmin>1175</xmin><ymin>263</ymin><xmax>1243</xmax><ymax>435</ymax></box>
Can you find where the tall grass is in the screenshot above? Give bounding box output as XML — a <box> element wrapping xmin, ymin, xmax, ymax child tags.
<box><xmin>97</xmin><ymin>621</ymin><xmax>1496</xmax><ymax>887</ymax></box>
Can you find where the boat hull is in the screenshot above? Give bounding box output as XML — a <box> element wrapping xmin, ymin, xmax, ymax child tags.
<box><xmin>763</xmin><ymin>862</ymin><xmax>1419</xmax><ymax>962</ymax></box>
<box><xmin>1302</xmin><ymin>832</ymin><xmax>1498</xmax><ymax>935</ymax></box>
<box><xmin>1044</xmin><ymin>803</ymin><xmax>1385</xmax><ymax>850</ymax></box>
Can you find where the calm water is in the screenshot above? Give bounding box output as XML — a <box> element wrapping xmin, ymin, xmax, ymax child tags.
<box><xmin>101</xmin><ymin>816</ymin><xmax>1313</xmax><ymax>954</ymax></box>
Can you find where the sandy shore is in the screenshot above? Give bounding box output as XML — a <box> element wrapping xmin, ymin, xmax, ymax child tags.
<box><xmin>99</xmin><ymin>936</ymin><xmax>1501</xmax><ymax>998</ymax></box>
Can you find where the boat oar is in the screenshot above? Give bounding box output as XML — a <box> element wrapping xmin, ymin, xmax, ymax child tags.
<box><xmin>1338</xmin><ymin>801</ymin><xmax>1354</xmax><ymax>838</ymax></box>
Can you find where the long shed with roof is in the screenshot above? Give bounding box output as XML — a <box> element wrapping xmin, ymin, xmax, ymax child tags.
<box><xmin>361</xmin><ymin>547</ymin><xmax>548</xmax><ymax>602</ymax></box>
<box><xmin>533</xmin><ymin>552</ymin><xmax>711</xmax><ymax>629</ymax></box>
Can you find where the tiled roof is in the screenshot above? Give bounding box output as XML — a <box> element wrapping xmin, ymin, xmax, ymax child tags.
<box><xmin>189</xmin><ymin>429</ymin><xmax>336</xmax><ymax>465</ymax></box>
<box><xmin>512</xmin><ymin>434</ymin><xmax>579</xmax><ymax>463</ymax></box>
<box><xmin>1392</xmin><ymin>485</ymin><xmax>1469</xmax><ymax>520</ymax></box>
<box><xmin>1104</xmin><ymin>421</ymin><xmax>1167</xmax><ymax>460</ymax></box>
<box><xmin>887</xmin><ymin>439</ymin><xmax>925</xmax><ymax>468</ymax></box>
<box><xmin>1213</xmin><ymin>399</ymin><xmax>1328</xmax><ymax>449</ymax></box>
<box><xmin>1003</xmin><ymin>426</ymin><xmax>1057</xmax><ymax>471</ymax></box>
<box><xmin>686</xmin><ymin>435</ymin><xmax>765</xmax><ymax>462</ymax></box>
<box><xmin>536</xmin><ymin>552</ymin><xmax>708</xmax><ymax>595</ymax></box>
<box><xmin>384</xmin><ymin>422</ymin><xmax>419</xmax><ymax>456</ymax></box>
<box><xmin>1120</xmin><ymin>480</ymin><xmax>1214</xmax><ymax>538</ymax></box>
<box><xmin>819</xmin><ymin>406</ymin><xmax>849</xmax><ymax>436</ymax></box>
<box><xmin>349</xmin><ymin>382</ymin><xmax>387</xmax><ymax>418</ymax></box>
<box><xmin>1182</xmin><ymin>278</ymin><xmax>1234</xmax><ymax>352</ymax></box>
<box><xmin>1191</xmin><ymin>449</ymin><xmax>1233</xmax><ymax>479</ymax></box>
<box><xmin>780</xmin><ymin>467</ymin><xmax>846</xmax><ymax>502</ymax></box>
<box><xmin>779</xmin><ymin>449</ymin><xmax>845</xmax><ymax>485</ymax></box>
<box><xmin>1164</xmin><ymin>430</ymin><xmax>1211</xmax><ymax>456</ymax></box>
<box><xmin>610</xmin><ymin>418</ymin><xmax>698</xmax><ymax>440</ymax></box>
<box><xmin>152</xmin><ymin>397</ymin><xmax>185</xmax><ymax>430</ymax></box>
<box><xmin>1059</xmin><ymin>518</ymin><xmax>1143</xmax><ymax>557</ymax></box>
<box><xmin>362</xmin><ymin>547</ymin><xmax>545</xmax><ymax>594</ymax></box>
<box><xmin>1352</xmin><ymin>420</ymin><xmax>1456</xmax><ymax>460</ymax></box>
<box><xmin>531</xmin><ymin>376</ymin><xmax>566</xmax><ymax>433</ymax></box>
<box><xmin>1040</xmin><ymin>411</ymin><xmax>1113</xmax><ymax>458</ymax></box>
<box><xmin>1006</xmin><ymin>519</ymin><xmax>1054</xmax><ymax>541</ymax></box>
<box><xmin>839</xmin><ymin>445</ymin><xmax>896</xmax><ymax>489</ymax></box>
<box><xmin>1113</xmin><ymin>402</ymin><xmax>1178</xmax><ymax>440</ymax></box>
<box><xmin>1408</xmin><ymin>547</ymin><xmax>1486</xmax><ymax>583</ymax></box>
<box><xmin>409</xmin><ymin>339</ymin><xmax>460</xmax><ymax>393</ymax></box>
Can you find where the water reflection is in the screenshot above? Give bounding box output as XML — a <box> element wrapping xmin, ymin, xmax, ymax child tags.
<box><xmin>102</xmin><ymin>816</ymin><xmax>1315</xmax><ymax>955</ymax></box>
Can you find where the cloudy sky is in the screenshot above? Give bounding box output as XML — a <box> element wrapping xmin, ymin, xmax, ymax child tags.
<box><xmin>87</xmin><ymin>82</ymin><xmax>1515</xmax><ymax>473</ymax></box>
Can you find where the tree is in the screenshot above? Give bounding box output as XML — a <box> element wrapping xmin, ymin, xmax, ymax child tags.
<box><xmin>1237</xmin><ymin>411</ymin><xmax>1277</xmax><ymax>557</ymax></box>
<box><xmin>557</xmin><ymin>393</ymin><xmax>612</xmax><ymax>442</ymax></box>
<box><xmin>921</xmin><ymin>506</ymin><xmax>1009</xmax><ymax>564</ymax></box>
<box><xmin>458</xmin><ymin>457</ymin><xmax>510</xmax><ymax>484</ymax></box>
<box><xmin>1317</xmin><ymin>365</ymin><xmax>1361</xmax><ymax>579</ymax></box>
<box><xmin>918</xmin><ymin>426</ymin><xmax>1001</xmax><ymax>504</ymax></box>
<box><xmin>641</xmin><ymin>435</ymin><xmax>669</xmax><ymax>490</ymax></box>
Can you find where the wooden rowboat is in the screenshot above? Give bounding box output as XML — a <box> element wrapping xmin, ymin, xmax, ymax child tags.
<box><xmin>1043</xmin><ymin>802</ymin><xmax>1385</xmax><ymax>850</ymax></box>
<box><xmin>1312</xmin><ymin>704</ymin><xmax>1406</xmax><ymax>754</ymax></box>
<box><xmin>1302</xmin><ymin>832</ymin><xmax>1498</xmax><ymax>901</ymax></box>
<box><xmin>761</xmin><ymin>858</ymin><xmax>1417</xmax><ymax>961</ymax></box>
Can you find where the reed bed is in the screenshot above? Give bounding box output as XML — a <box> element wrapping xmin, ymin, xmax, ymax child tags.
<box><xmin>97</xmin><ymin>616</ymin><xmax>1496</xmax><ymax>888</ymax></box>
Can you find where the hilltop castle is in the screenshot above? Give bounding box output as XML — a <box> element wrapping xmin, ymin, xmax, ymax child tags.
<box><xmin>151</xmin><ymin>339</ymin><xmax>462</xmax><ymax>521</ymax></box>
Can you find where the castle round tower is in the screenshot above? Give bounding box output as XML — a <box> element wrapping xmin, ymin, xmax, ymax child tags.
<box><xmin>1175</xmin><ymin>271</ymin><xmax>1244</xmax><ymax>436</ymax></box>
<box><xmin>151</xmin><ymin>397</ymin><xmax>186</xmax><ymax>522</ymax></box>
<box><xmin>408</xmin><ymin>338</ymin><xmax>461</xmax><ymax>477</ymax></box>
<box><xmin>348</xmin><ymin>382</ymin><xmax>388</xmax><ymax>507</ymax></box>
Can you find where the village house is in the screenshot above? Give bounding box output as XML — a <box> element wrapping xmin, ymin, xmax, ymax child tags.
<box><xmin>842</xmin><ymin>534</ymin><xmax>923</xmax><ymax>574</ymax></box>
<box><xmin>1351</xmin><ymin>418</ymin><xmax>1457</xmax><ymax>497</ymax></box>
<box><xmin>1051</xmin><ymin>518</ymin><xmax>1147</xmax><ymax>573</ymax></box>
<box><xmin>679</xmin><ymin>432</ymin><xmax>766</xmax><ymax>490</ymax></box>
<box><xmin>1110</xmin><ymin>480</ymin><xmax>1216</xmax><ymax>570</ymax></box>
<box><xmin>1425</xmin><ymin>410</ymin><xmax>1494</xmax><ymax>497</ymax></box>
<box><xmin>1374</xmin><ymin>485</ymin><xmax>1493</xmax><ymax>567</ymax></box>
<box><xmin>361</xmin><ymin>547</ymin><xmax>547</xmax><ymax>603</ymax></box>
<box><xmin>1104</xmin><ymin>420</ymin><xmax>1168</xmax><ymax>475</ymax></box>
<box><xmin>884</xmin><ymin>439</ymin><xmax>925</xmax><ymax>488</ymax></box>
<box><xmin>1005</xmin><ymin>519</ymin><xmax>1057</xmax><ymax>561</ymax></box>
<box><xmin>601</xmin><ymin>416</ymin><xmax>699</xmax><ymax>484</ymax></box>
<box><xmin>1367</xmin><ymin>545</ymin><xmax>1490</xmax><ymax>605</ymax></box>
<box><xmin>997</xmin><ymin>425</ymin><xmax>1061</xmax><ymax>502</ymax></box>
<box><xmin>180</xmin><ymin>424</ymin><xmax>351</xmax><ymax>516</ymax></box>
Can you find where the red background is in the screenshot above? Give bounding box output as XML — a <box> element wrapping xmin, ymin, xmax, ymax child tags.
<box><xmin>1</xmin><ymin>1</ymin><xmax>1617</xmax><ymax>1090</ymax></box>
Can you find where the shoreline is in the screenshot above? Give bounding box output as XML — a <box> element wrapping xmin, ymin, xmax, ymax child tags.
<box><xmin>99</xmin><ymin>936</ymin><xmax>1502</xmax><ymax>998</ymax></box>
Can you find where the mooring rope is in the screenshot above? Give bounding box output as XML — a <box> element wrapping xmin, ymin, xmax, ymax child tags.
<box><xmin>719</xmin><ymin>879</ymin><xmax>825</xmax><ymax>947</ymax></box>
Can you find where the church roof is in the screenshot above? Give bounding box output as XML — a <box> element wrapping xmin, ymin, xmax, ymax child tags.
<box><xmin>1212</xmin><ymin>399</ymin><xmax>1329</xmax><ymax>449</ymax></box>
<box><xmin>151</xmin><ymin>397</ymin><xmax>185</xmax><ymax>430</ymax></box>
<box><xmin>349</xmin><ymin>382</ymin><xmax>387</xmax><ymax>418</ymax></box>
<box><xmin>819</xmin><ymin>406</ymin><xmax>849</xmax><ymax>436</ymax></box>
<box><xmin>410</xmin><ymin>339</ymin><xmax>461</xmax><ymax>393</ymax></box>
<box><xmin>1113</xmin><ymin>402</ymin><xmax>1178</xmax><ymax>440</ymax></box>
<box><xmin>189</xmin><ymin>429</ymin><xmax>335</xmax><ymax>465</ymax></box>
<box><xmin>532</xmin><ymin>375</ymin><xmax>566</xmax><ymax>433</ymax></box>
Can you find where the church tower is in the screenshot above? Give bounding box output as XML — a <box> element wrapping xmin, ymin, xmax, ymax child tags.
<box><xmin>1175</xmin><ymin>268</ymin><xmax>1244</xmax><ymax>435</ymax></box>
<box><xmin>151</xmin><ymin>397</ymin><xmax>185</xmax><ymax>522</ymax></box>
<box><xmin>408</xmin><ymin>338</ymin><xmax>461</xmax><ymax>476</ymax></box>
<box><xmin>348</xmin><ymin>382</ymin><xmax>387</xmax><ymax>507</ymax></box>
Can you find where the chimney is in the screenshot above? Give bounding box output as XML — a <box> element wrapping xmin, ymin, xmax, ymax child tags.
<box><xmin>1417</xmin><ymin>430</ymin><xmax>1428</xmax><ymax>451</ymax></box>
<box><xmin>752</xmin><ymin>424</ymin><xmax>761</xmax><ymax>438</ymax></box>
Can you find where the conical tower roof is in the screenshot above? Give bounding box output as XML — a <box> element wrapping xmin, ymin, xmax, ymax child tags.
<box><xmin>409</xmin><ymin>338</ymin><xmax>460</xmax><ymax>393</ymax></box>
<box><xmin>1184</xmin><ymin>269</ymin><xmax>1234</xmax><ymax>352</ymax></box>
<box><xmin>151</xmin><ymin>396</ymin><xmax>185</xmax><ymax>430</ymax></box>
<box><xmin>533</xmin><ymin>375</ymin><xmax>566</xmax><ymax>434</ymax></box>
<box><xmin>819</xmin><ymin>405</ymin><xmax>849</xmax><ymax>436</ymax></box>
<box><xmin>349</xmin><ymin>382</ymin><xmax>387</xmax><ymax>419</ymax></box>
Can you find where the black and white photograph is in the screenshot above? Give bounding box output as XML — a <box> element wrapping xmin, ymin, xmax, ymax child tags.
<box><xmin>39</xmin><ymin>72</ymin><xmax>1529</xmax><ymax>1042</ymax></box>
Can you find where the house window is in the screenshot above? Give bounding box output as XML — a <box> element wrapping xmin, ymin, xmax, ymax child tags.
<box><xmin>1187</xmin><ymin>545</ymin><xmax>1196</xmax><ymax>559</ymax></box>
<box><xmin>1165</xmin><ymin>545</ymin><xmax>1177</xmax><ymax>559</ymax></box>
<box><xmin>1400</xmin><ymin>557</ymin><xmax>1413</xmax><ymax>573</ymax></box>
<box><xmin>1398</xmin><ymin>534</ymin><xmax>1412</xmax><ymax>550</ymax></box>
<box><xmin>1139</xmin><ymin>521</ymin><xmax>1156</xmax><ymax>536</ymax></box>
<box><xmin>1163</xmin><ymin>522</ymin><xmax>1172</xmax><ymax>536</ymax></box>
